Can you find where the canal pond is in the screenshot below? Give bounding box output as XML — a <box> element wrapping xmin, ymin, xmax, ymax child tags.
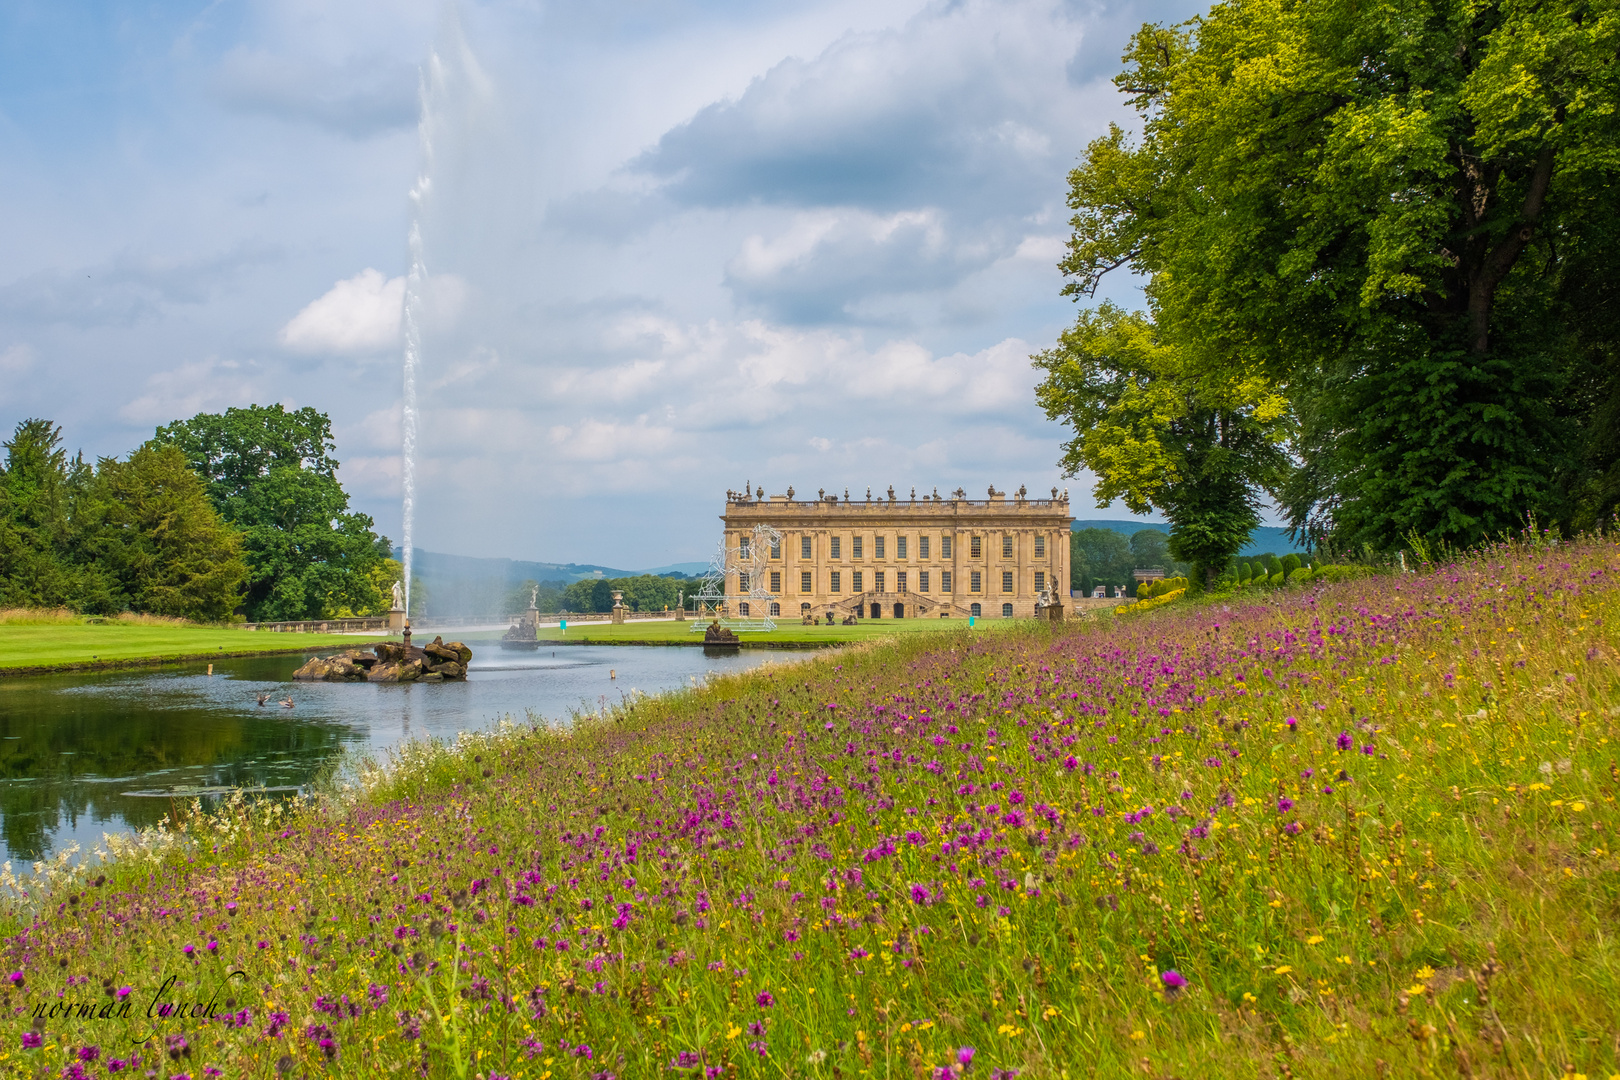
<box><xmin>0</xmin><ymin>639</ymin><xmax>806</xmax><ymax>864</ymax></box>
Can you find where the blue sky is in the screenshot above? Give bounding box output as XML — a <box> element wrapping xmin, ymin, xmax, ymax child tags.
<box><xmin>0</xmin><ymin>0</ymin><xmax>1210</xmax><ymax>568</ymax></box>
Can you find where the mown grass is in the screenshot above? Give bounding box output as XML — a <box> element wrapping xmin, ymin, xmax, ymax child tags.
<box><xmin>0</xmin><ymin>621</ymin><xmax>388</xmax><ymax>674</ymax></box>
<box><xmin>2</xmin><ymin>535</ymin><xmax>1617</xmax><ymax>1079</ymax></box>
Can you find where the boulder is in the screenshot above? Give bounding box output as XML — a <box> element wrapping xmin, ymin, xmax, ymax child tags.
<box><xmin>424</xmin><ymin>641</ymin><xmax>460</xmax><ymax>663</ymax></box>
<box><xmin>291</xmin><ymin>642</ymin><xmax>472</xmax><ymax>683</ymax></box>
<box><xmin>292</xmin><ymin>657</ymin><xmax>331</xmax><ymax>681</ymax></box>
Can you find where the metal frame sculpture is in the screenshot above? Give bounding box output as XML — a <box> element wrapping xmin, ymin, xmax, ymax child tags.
<box><xmin>691</xmin><ymin>523</ymin><xmax>783</xmax><ymax>631</ymax></box>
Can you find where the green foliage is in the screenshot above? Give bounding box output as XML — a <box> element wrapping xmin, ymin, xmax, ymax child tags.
<box><xmin>1137</xmin><ymin>575</ymin><xmax>1189</xmax><ymax>600</ymax></box>
<box><xmin>504</xmin><ymin>578</ymin><xmax>569</xmax><ymax>615</ymax></box>
<box><xmin>1070</xmin><ymin>527</ymin><xmax>1189</xmax><ymax>596</ymax></box>
<box><xmin>87</xmin><ymin>445</ymin><xmax>248</xmax><ymax>620</ymax></box>
<box><xmin>1034</xmin><ymin>305</ymin><xmax>1289</xmax><ymax>591</ymax></box>
<box><xmin>1280</xmin><ymin>553</ymin><xmax>1302</xmax><ymax>581</ymax></box>
<box><xmin>1062</xmin><ymin>0</ymin><xmax>1620</xmax><ymax>552</ymax></box>
<box><xmin>0</xmin><ymin>421</ymin><xmax>244</xmax><ymax>620</ymax></box>
<box><xmin>561</xmin><ymin>574</ymin><xmax>689</xmax><ymax>614</ymax></box>
<box><xmin>153</xmin><ymin>405</ymin><xmax>390</xmax><ymax>621</ymax></box>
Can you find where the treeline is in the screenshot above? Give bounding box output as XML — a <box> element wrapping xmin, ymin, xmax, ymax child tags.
<box><xmin>1069</xmin><ymin>527</ymin><xmax>1190</xmax><ymax>597</ymax></box>
<box><xmin>501</xmin><ymin>575</ymin><xmax>695</xmax><ymax>615</ymax></box>
<box><xmin>0</xmin><ymin>406</ymin><xmax>398</xmax><ymax>623</ymax></box>
<box><xmin>1035</xmin><ymin>0</ymin><xmax>1620</xmax><ymax>590</ymax></box>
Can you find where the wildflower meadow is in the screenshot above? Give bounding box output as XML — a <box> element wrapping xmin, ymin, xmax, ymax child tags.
<box><xmin>3</xmin><ymin>533</ymin><xmax>1618</xmax><ymax>1079</ymax></box>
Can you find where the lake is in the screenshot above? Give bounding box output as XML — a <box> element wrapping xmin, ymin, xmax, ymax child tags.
<box><xmin>0</xmin><ymin>639</ymin><xmax>804</xmax><ymax>865</ymax></box>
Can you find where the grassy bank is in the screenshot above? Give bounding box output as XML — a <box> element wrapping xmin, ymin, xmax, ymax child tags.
<box><xmin>0</xmin><ymin>619</ymin><xmax>388</xmax><ymax>676</ymax></box>
<box><xmin>2</xmin><ymin>536</ymin><xmax>1618</xmax><ymax>1078</ymax></box>
<box><xmin>537</xmin><ymin>616</ymin><xmax>1015</xmax><ymax>647</ymax></box>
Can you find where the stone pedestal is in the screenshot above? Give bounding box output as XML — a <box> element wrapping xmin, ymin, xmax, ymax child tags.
<box><xmin>388</xmin><ymin>607</ymin><xmax>406</xmax><ymax>633</ymax></box>
<box><xmin>610</xmin><ymin>589</ymin><xmax>627</xmax><ymax>625</ymax></box>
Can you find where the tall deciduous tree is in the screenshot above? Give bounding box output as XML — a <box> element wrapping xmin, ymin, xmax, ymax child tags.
<box><xmin>152</xmin><ymin>405</ymin><xmax>391</xmax><ymax>621</ymax></box>
<box><xmin>1063</xmin><ymin>0</ymin><xmax>1620</xmax><ymax>549</ymax></box>
<box><xmin>1034</xmin><ymin>304</ymin><xmax>1289</xmax><ymax>589</ymax></box>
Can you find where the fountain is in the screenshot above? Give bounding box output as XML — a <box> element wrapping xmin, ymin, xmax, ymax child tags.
<box><xmin>501</xmin><ymin>586</ymin><xmax>542</xmax><ymax>651</ymax></box>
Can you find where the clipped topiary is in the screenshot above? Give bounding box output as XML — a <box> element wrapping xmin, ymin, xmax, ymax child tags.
<box><xmin>1281</xmin><ymin>554</ymin><xmax>1302</xmax><ymax>581</ymax></box>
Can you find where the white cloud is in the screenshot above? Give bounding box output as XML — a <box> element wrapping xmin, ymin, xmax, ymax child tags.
<box><xmin>119</xmin><ymin>358</ymin><xmax>265</xmax><ymax>425</ymax></box>
<box><xmin>0</xmin><ymin>0</ymin><xmax>1204</xmax><ymax>566</ymax></box>
<box><xmin>0</xmin><ymin>344</ymin><xmax>35</xmax><ymax>375</ymax></box>
<box><xmin>279</xmin><ymin>269</ymin><xmax>404</xmax><ymax>355</ymax></box>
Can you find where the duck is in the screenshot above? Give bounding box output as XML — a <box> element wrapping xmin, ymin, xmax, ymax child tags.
<box><xmin>279</xmin><ymin>697</ymin><xmax>295</xmax><ymax>709</ymax></box>
<box><xmin>256</xmin><ymin>693</ymin><xmax>269</xmax><ymax>707</ymax></box>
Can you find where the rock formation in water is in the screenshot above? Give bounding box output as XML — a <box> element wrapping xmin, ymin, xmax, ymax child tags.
<box><xmin>293</xmin><ymin>636</ymin><xmax>472</xmax><ymax>683</ymax></box>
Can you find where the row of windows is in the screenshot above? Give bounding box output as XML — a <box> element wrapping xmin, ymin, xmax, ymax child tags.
<box><xmin>763</xmin><ymin>534</ymin><xmax>1050</xmax><ymax>560</ymax></box>
<box><xmin>735</xmin><ymin>600</ymin><xmax>1017</xmax><ymax>618</ymax></box>
<box><xmin>744</xmin><ymin>570</ymin><xmax>1047</xmax><ymax>594</ymax></box>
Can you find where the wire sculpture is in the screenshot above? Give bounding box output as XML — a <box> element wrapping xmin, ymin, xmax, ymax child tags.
<box><xmin>691</xmin><ymin>523</ymin><xmax>783</xmax><ymax>631</ymax></box>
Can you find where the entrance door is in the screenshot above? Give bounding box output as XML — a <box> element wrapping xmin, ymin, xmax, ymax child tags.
<box><xmin>870</xmin><ymin>603</ymin><xmax>881</xmax><ymax>619</ymax></box>
<box><xmin>893</xmin><ymin>603</ymin><xmax>904</xmax><ymax>619</ymax></box>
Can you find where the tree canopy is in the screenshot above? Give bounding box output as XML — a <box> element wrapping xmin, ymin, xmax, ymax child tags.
<box><xmin>153</xmin><ymin>405</ymin><xmax>392</xmax><ymax>622</ymax></box>
<box><xmin>1056</xmin><ymin>0</ymin><xmax>1620</xmax><ymax>551</ymax></box>
<box><xmin>1034</xmin><ymin>304</ymin><xmax>1289</xmax><ymax>587</ymax></box>
<box><xmin>0</xmin><ymin>420</ymin><xmax>245</xmax><ymax>619</ymax></box>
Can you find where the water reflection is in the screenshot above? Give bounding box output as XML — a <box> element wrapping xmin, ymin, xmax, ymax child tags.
<box><xmin>0</xmin><ymin>640</ymin><xmax>802</xmax><ymax>862</ymax></box>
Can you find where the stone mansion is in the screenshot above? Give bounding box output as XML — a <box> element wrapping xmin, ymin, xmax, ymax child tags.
<box><xmin>720</xmin><ymin>483</ymin><xmax>1074</xmax><ymax>620</ymax></box>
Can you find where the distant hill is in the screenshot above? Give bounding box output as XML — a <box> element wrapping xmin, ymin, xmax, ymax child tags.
<box><xmin>1072</xmin><ymin>520</ymin><xmax>1305</xmax><ymax>556</ymax></box>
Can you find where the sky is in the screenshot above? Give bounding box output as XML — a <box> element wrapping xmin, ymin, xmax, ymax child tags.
<box><xmin>0</xmin><ymin>0</ymin><xmax>1213</xmax><ymax>570</ymax></box>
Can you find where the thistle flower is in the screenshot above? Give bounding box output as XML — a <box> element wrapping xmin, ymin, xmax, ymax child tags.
<box><xmin>1161</xmin><ymin>970</ymin><xmax>1189</xmax><ymax>996</ymax></box>
<box><xmin>1336</xmin><ymin>731</ymin><xmax>1353</xmax><ymax>751</ymax></box>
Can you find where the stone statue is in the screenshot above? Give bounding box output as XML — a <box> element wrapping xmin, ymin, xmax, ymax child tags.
<box><xmin>391</xmin><ymin>580</ymin><xmax>404</xmax><ymax>609</ymax></box>
<box><xmin>529</xmin><ymin>584</ymin><xmax>538</xmax><ymax>609</ymax></box>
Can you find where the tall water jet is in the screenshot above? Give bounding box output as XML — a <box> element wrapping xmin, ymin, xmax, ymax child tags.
<box><xmin>401</xmin><ymin>214</ymin><xmax>425</xmax><ymax>616</ymax></box>
<box><xmin>400</xmin><ymin>14</ymin><xmax>496</xmax><ymax>613</ymax></box>
<box><xmin>400</xmin><ymin>51</ymin><xmax>441</xmax><ymax>619</ymax></box>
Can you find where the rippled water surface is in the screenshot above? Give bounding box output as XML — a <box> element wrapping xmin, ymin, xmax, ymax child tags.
<box><xmin>0</xmin><ymin>639</ymin><xmax>801</xmax><ymax>863</ymax></box>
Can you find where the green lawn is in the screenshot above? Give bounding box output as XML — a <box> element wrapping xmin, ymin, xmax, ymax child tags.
<box><xmin>0</xmin><ymin>622</ymin><xmax>388</xmax><ymax>674</ymax></box>
<box><xmin>535</xmin><ymin>613</ymin><xmax>1021</xmax><ymax>646</ymax></box>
